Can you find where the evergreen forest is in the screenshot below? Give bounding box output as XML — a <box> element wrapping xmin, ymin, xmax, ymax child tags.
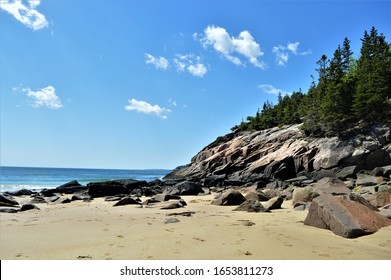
<box><xmin>232</xmin><ymin>27</ymin><xmax>391</xmax><ymax>137</ymax></box>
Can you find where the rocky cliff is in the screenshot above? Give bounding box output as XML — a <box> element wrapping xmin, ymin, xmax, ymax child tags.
<box><xmin>165</xmin><ymin>123</ymin><xmax>391</xmax><ymax>185</ymax></box>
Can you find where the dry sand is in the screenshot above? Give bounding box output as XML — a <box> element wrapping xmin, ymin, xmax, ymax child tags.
<box><xmin>0</xmin><ymin>194</ymin><xmax>390</xmax><ymax>260</ymax></box>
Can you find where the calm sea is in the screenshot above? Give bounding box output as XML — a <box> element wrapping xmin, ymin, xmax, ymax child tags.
<box><xmin>0</xmin><ymin>166</ymin><xmax>171</xmax><ymax>193</ymax></box>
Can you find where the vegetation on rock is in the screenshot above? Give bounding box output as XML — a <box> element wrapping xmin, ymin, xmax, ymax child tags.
<box><xmin>232</xmin><ymin>27</ymin><xmax>391</xmax><ymax>137</ymax></box>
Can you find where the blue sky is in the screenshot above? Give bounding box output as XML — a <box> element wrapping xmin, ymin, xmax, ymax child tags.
<box><xmin>0</xmin><ymin>0</ymin><xmax>390</xmax><ymax>169</ymax></box>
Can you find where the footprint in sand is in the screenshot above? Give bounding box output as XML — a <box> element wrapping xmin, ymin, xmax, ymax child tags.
<box><xmin>117</xmin><ymin>235</ymin><xmax>124</xmax><ymax>239</ymax></box>
<box><xmin>318</xmin><ymin>253</ymin><xmax>330</xmax><ymax>257</ymax></box>
<box><xmin>193</xmin><ymin>237</ymin><xmax>206</xmax><ymax>242</ymax></box>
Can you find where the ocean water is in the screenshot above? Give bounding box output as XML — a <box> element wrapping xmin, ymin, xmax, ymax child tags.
<box><xmin>0</xmin><ymin>166</ymin><xmax>171</xmax><ymax>193</ymax></box>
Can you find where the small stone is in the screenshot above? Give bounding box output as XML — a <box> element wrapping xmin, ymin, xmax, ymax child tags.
<box><xmin>164</xmin><ymin>217</ymin><xmax>180</xmax><ymax>224</ymax></box>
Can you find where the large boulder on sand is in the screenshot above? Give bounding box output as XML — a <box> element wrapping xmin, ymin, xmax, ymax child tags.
<box><xmin>113</xmin><ymin>196</ymin><xmax>141</xmax><ymax>206</ymax></box>
<box><xmin>262</xmin><ymin>196</ymin><xmax>284</xmax><ymax>210</ymax></box>
<box><xmin>211</xmin><ymin>190</ymin><xmax>246</xmax><ymax>206</ymax></box>
<box><xmin>292</xmin><ymin>186</ymin><xmax>319</xmax><ymax>205</ymax></box>
<box><xmin>0</xmin><ymin>194</ymin><xmax>19</xmax><ymax>206</ymax></box>
<box><xmin>88</xmin><ymin>181</ymin><xmax>129</xmax><ymax>198</ymax></box>
<box><xmin>233</xmin><ymin>199</ymin><xmax>269</xmax><ymax>212</ymax></box>
<box><xmin>304</xmin><ymin>194</ymin><xmax>391</xmax><ymax>238</ymax></box>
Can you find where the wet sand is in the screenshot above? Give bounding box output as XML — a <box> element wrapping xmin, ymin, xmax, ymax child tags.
<box><xmin>0</xmin><ymin>195</ymin><xmax>390</xmax><ymax>260</ymax></box>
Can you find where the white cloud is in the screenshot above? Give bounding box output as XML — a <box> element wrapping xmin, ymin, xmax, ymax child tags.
<box><xmin>272</xmin><ymin>42</ymin><xmax>311</xmax><ymax>66</ymax></box>
<box><xmin>272</xmin><ymin>45</ymin><xmax>289</xmax><ymax>66</ymax></box>
<box><xmin>173</xmin><ymin>54</ymin><xmax>208</xmax><ymax>77</ymax></box>
<box><xmin>201</xmin><ymin>25</ymin><xmax>266</xmax><ymax>69</ymax></box>
<box><xmin>145</xmin><ymin>53</ymin><xmax>169</xmax><ymax>70</ymax></box>
<box><xmin>173</xmin><ymin>58</ymin><xmax>186</xmax><ymax>72</ymax></box>
<box><xmin>168</xmin><ymin>98</ymin><xmax>177</xmax><ymax>107</ymax></box>
<box><xmin>258</xmin><ymin>84</ymin><xmax>291</xmax><ymax>96</ymax></box>
<box><xmin>287</xmin><ymin>42</ymin><xmax>300</xmax><ymax>54</ymax></box>
<box><xmin>124</xmin><ymin>98</ymin><xmax>171</xmax><ymax>119</ymax></box>
<box><xmin>0</xmin><ymin>0</ymin><xmax>48</xmax><ymax>30</ymax></box>
<box><xmin>187</xmin><ymin>63</ymin><xmax>207</xmax><ymax>77</ymax></box>
<box><xmin>22</xmin><ymin>85</ymin><xmax>63</xmax><ymax>109</ymax></box>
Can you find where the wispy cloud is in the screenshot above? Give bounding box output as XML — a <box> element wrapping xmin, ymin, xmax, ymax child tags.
<box><xmin>200</xmin><ymin>25</ymin><xmax>266</xmax><ymax>69</ymax></box>
<box><xmin>124</xmin><ymin>98</ymin><xmax>171</xmax><ymax>119</ymax></box>
<box><xmin>145</xmin><ymin>53</ymin><xmax>169</xmax><ymax>70</ymax></box>
<box><xmin>168</xmin><ymin>98</ymin><xmax>177</xmax><ymax>107</ymax></box>
<box><xmin>272</xmin><ymin>42</ymin><xmax>311</xmax><ymax>66</ymax></box>
<box><xmin>19</xmin><ymin>85</ymin><xmax>63</xmax><ymax>109</ymax></box>
<box><xmin>258</xmin><ymin>84</ymin><xmax>291</xmax><ymax>96</ymax></box>
<box><xmin>173</xmin><ymin>54</ymin><xmax>207</xmax><ymax>77</ymax></box>
<box><xmin>0</xmin><ymin>0</ymin><xmax>48</xmax><ymax>30</ymax></box>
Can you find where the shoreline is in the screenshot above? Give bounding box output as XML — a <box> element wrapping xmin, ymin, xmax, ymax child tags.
<box><xmin>1</xmin><ymin>194</ymin><xmax>390</xmax><ymax>260</ymax></box>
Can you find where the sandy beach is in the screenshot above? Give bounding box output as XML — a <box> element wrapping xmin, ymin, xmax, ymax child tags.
<box><xmin>0</xmin><ymin>194</ymin><xmax>390</xmax><ymax>260</ymax></box>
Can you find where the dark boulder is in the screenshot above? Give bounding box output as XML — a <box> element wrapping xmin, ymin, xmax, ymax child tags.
<box><xmin>47</xmin><ymin>196</ymin><xmax>60</xmax><ymax>203</ymax></box>
<box><xmin>233</xmin><ymin>199</ymin><xmax>269</xmax><ymax>212</ymax></box>
<box><xmin>41</xmin><ymin>188</ymin><xmax>60</xmax><ymax>197</ymax></box>
<box><xmin>56</xmin><ymin>180</ymin><xmax>87</xmax><ymax>194</ymax></box>
<box><xmin>0</xmin><ymin>194</ymin><xmax>19</xmax><ymax>206</ymax></box>
<box><xmin>262</xmin><ymin>196</ymin><xmax>284</xmax><ymax>210</ymax></box>
<box><xmin>160</xmin><ymin>199</ymin><xmax>187</xmax><ymax>210</ymax></box>
<box><xmin>202</xmin><ymin>175</ymin><xmax>226</xmax><ymax>187</ymax></box>
<box><xmin>71</xmin><ymin>193</ymin><xmax>92</xmax><ymax>202</ymax></box>
<box><xmin>244</xmin><ymin>191</ymin><xmax>269</xmax><ymax>202</ymax></box>
<box><xmin>5</xmin><ymin>189</ymin><xmax>36</xmax><ymax>196</ymax></box>
<box><xmin>264</xmin><ymin>157</ymin><xmax>296</xmax><ymax>181</ymax></box>
<box><xmin>363</xmin><ymin>150</ymin><xmax>391</xmax><ymax>170</ymax></box>
<box><xmin>57</xmin><ymin>197</ymin><xmax>72</xmax><ymax>204</ymax></box>
<box><xmin>164</xmin><ymin>181</ymin><xmax>203</xmax><ymax>196</ymax></box>
<box><xmin>211</xmin><ymin>190</ymin><xmax>246</xmax><ymax>206</ymax></box>
<box><xmin>29</xmin><ymin>196</ymin><xmax>47</xmax><ymax>204</ymax></box>
<box><xmin>152</xmin><ymin>194</ymin><xmax>182</xmax><ymax>202</ymax></box>
<box><xmin>142</xmin><ymin>187</ymin><xmax>158</xmax><ymax>197</ymax></box>
<box><xmin>113</xmin><ymin>196</ymin><xmax>141</xmax><ymax>206</ymax></box>
<box><xmin>304</xmin><ymin>194</ymin><xmax>391</xmax><ymax>238</ymax></box>
<box><xmin>88</xmin><ymin>181</ymin><xmax>129</xmax><ymax>198</ymax></box>
<box><xmin>20</xmin><ymin>204</ymin><xmax>40</xmax><ymax>211</ymax></box>
<box><xmin>113</xmin><ymin>179</ymin><xmax>149</xmax><ymax>190</ymax></box>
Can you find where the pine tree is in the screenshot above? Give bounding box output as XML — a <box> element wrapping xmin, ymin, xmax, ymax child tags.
<box><xmin>341</xmin><ymin>37</ymin><xmax>354</xmax><ymax>74</ymax></box>
<box><xmin>321</xmin><ymin>46</ymin><xmax>346</xmax><ymax>135</ymax></box>
<box><xmin>353</xmin><ymin>27</ymin><xmax>391</xmax><ymax>122</ymax></box>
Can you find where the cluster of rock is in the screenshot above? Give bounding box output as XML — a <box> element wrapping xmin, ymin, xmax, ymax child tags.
<box><xmin>1</xmin><ymin>123</ymin><xmax>390</xmax><ymax>238</ymax></box>
<box><xmin>162</xmin><ymin>123</ymin><xmax>391</xmax><ymax>238</ymax></box>
<box><xmin>165</xmin><ymin>123</ymin><xmax>391</xmax><ymax>183</ymax></box>
<box><xmin>0</xmin><ymin>179</ymin><xmax>202</xmax><ymax>213</ymax></box>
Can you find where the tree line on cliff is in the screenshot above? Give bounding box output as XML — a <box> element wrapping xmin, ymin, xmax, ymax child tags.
<box><xmin>232</xmin><ymin>27</ymin><xmax>391</xmax><ymax>137</ymax></box>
